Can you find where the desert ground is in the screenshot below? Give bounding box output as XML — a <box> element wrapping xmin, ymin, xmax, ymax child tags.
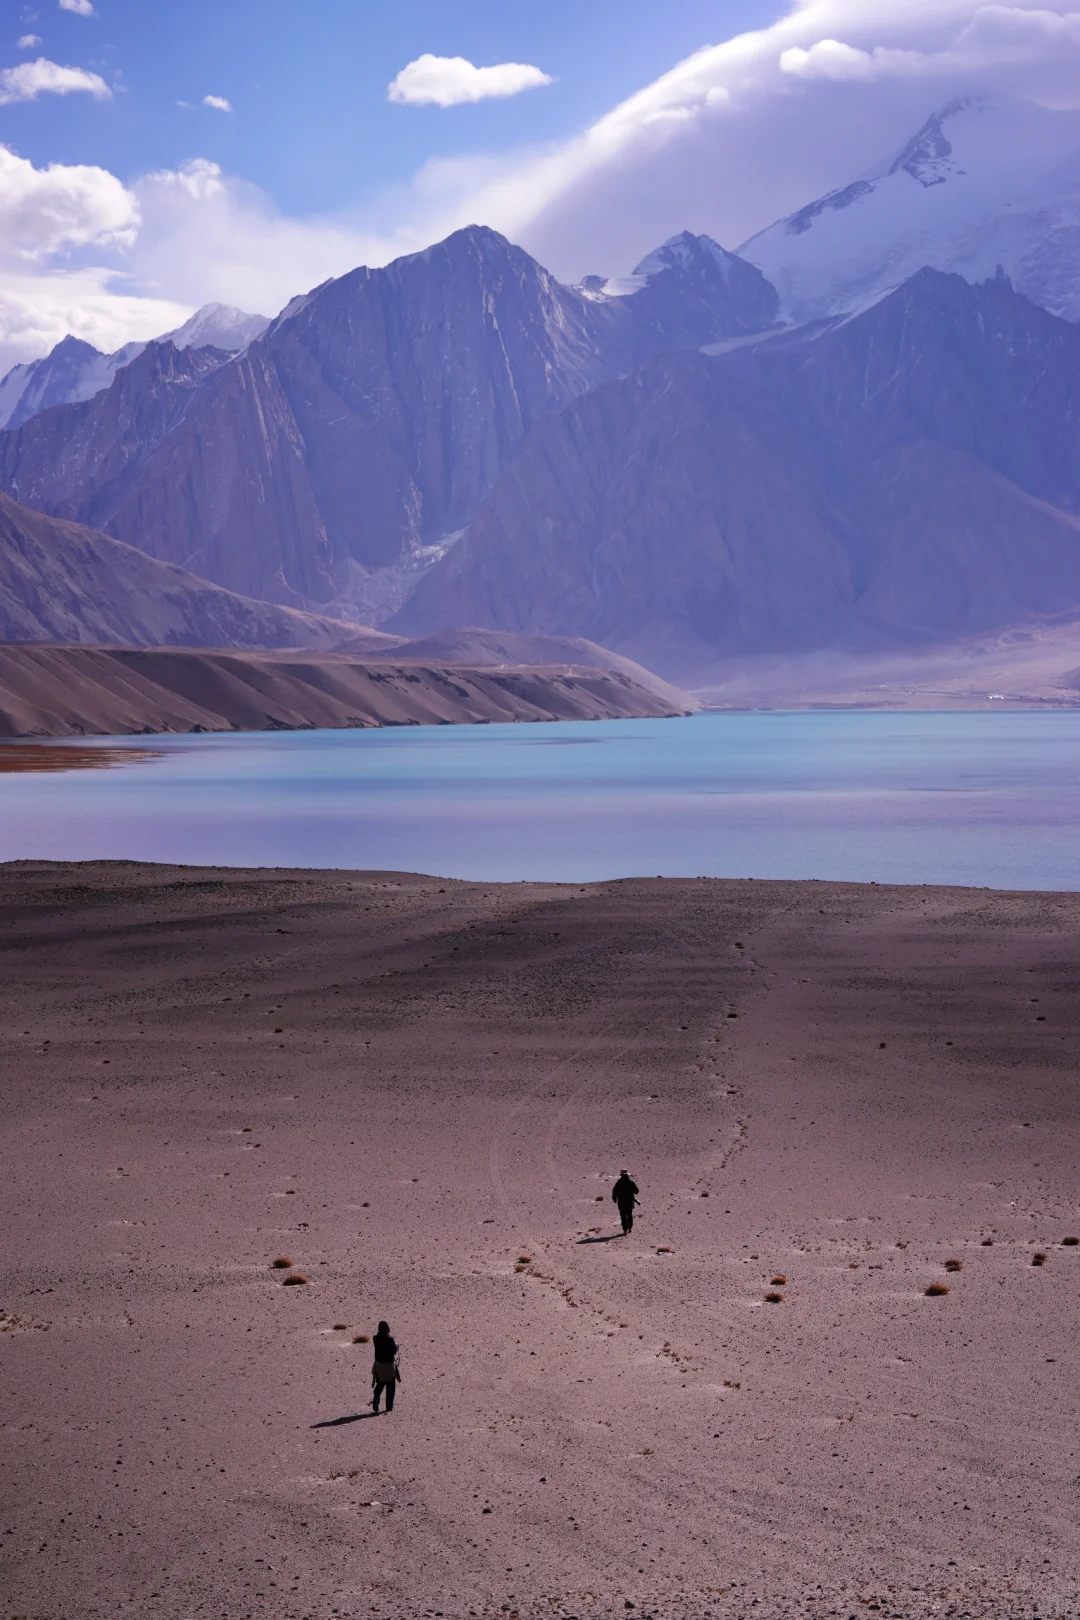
<box><xmin>1</xmin><ymin>864</ymin><xmax>1078</xmax><ymax>1620</ymax></box>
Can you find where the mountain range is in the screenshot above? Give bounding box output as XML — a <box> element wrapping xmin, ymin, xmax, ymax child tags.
<box><xmin>6</xmin><ymin>92</ymin><xmax>1080</xmax><ymax>686</ymax></box>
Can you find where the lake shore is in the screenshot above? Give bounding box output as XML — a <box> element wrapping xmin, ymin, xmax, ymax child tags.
<box><xmin>2</xmin><ymin>863</ymin><xmax>1078</xmax><ymax>1619</ymax></box>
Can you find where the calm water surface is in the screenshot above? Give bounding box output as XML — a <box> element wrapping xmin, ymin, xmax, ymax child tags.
<box><xmin>1</xmin><ymin>712</ymin><xmax>1079</xmax><ymax>888</ymax></box>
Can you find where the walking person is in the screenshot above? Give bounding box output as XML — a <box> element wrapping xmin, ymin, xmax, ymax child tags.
<box><xmin>611</xmin><ymin>1170</ymin><xmax>639</xmax><ymax>1235</ymax></box>
<box><xmin>370</xmin><ymin>1320</ymin><xmax>400</xmax><ymax>1413</ymax></box>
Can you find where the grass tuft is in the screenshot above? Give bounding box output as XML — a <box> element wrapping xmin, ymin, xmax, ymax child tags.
<box><xmin>282</xmin><ymin>1273</ymin><xmax>309</xmax><ymax>1286</ymax></box>
<box><xmin>771</xmin><ymin>1275</ymin><xmax>787</xmax><ymax>1286</ymax></box>
<box><xmin>944</xmin><ymin>1259</ymin><xmax>963</xmax><ymax>1272</ymax></box>
<box><xmin>333</xmin><ymin>1323</ymin><xmax>348</xmax><ymax>1331</ymax></box>
<box><xmin>1062</xmin><ymin>1236</ymin><xmax>1079</xmax><ymax>1247</ymax></box>
<box><xmin>517</xmin><ymin>1256</ymin><xmax>533</xmax><ymax>1265</ymax></box>
<box><xmin>925</xmin><ymin>1282</ymin><xmax>950</xmax><ymax>1297</ymax></box>
<box><xmin>271</xmin><ymin>1256</ymin><xmax>293</xmax><ymax>1269</ymax></box>
<box><xmin>1032</xmin><ymin>1252</ymin><xmax>1048</xmax><ymax>1267</ymax></box>
<box><xmin>353</xmin><ymin>1334</ymin><xmax>370</xmax><ymax>1344</ymax></box>
<box><xmin>764</xmin><ymin>1292</ymin><xmax>783</xmax><ymax>1304</ymax></box>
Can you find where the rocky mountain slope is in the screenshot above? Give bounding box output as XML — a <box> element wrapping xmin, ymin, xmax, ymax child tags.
<box><xmin>0</xmin><ymin>644</ymin><xmax>695</xmax><ymax>739</ymax></box>
<box><xmin>0</xmin><ymin>303</ymin><xmax>266</xmax><ymax>432</ymax></box>
<box><xmin>740</xmin><ymin>95</ymin><xmax>1080</xmax><ymax>322</ymax></box>
<box><xmin>0</xmin><ymin>491</ymin><xmax>395</xmax><ymax>652</ymax></box>
<box><xmin>0</xmin><ymin>226</ymin><xmax>780</xmax><ymax>623</ymax></box>
<box><xmin>396</xmin><ymin>270</ymin><xmax>1080</xmax><ymax>674</ymax></box>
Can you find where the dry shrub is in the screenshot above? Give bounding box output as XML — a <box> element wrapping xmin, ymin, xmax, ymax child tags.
<box><xmin>1032</xmin><ymin>1253</ymin><xmax>1048</xmax><ymax>1267</ymax></box>
<box><xmin>656</xmin><ymin>1246</ymin><xmax>674</xmax><ymax>1254</ymax></box>
<box><xmin>517</xmin><ymin>1255</ymin><xmax>533</xmax><ymax>1264</ymax></box>
<box><xmin>1062</xmin><ymin>1236</ymin><xmax>1079</xmax><ymax>1247</ymax></box>
<box><xmin>764</xmin><ymin>1292</ymin><xmax>783</xmax><ymax>1304</ymax></box>
<box><xmin>333</xmin><ymin>1323</ymin><xmax>348</xmax><ymax>1331</ymax></box>
<box><xmin>283</xmin><ymin>1273</ymin><xmax>309</xmax><ymax>1286</ymax></box>
<box><xmin>271</xmin><ymin>1256</ymin><xmax>293</xmax><ymax>1269</ymax></box>
<box><xmin>944</xmin><ymin>1259</ymin><xmax>963</xmax><ymax>1273</ymax></box>
<box><xmin>925</xmin><ymin>1282</ymin><xmax>950</xmax><ymax>1296</ymax></box>
<box><xmin>981</xmin><ymin>1238</ymin><xmax>994</xmax><ymax>1246</ymax></box>
<box><xmin>353</xmin><ymin>1334</ymin><xmax>370</xmax><ymax>1344</ymax></box>
<box><xmin>771</xmin><ymin>1275</ymin><xmax>787</xmax><ymax>1286</ymax></box>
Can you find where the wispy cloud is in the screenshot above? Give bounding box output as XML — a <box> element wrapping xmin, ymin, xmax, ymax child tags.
<box><xmin>17</xmin><ymin>34</ymin><xmax>43</xmax><ymax>48</ymax></box>
<box><xmin>202</xmin><ymin>93</ymin><xmax>232</xmax><ymax>112</ymax></box>
<box><xmin>58</xmin><ymin>0</ymin><xmax>95</xmax><ymax>15</ymax></box>
<box><xmin>0</xmin><ymin>57</ymin><xmax>111</xmax><ymax>104</ymax></box>
<box><xmin>387</xmin><ymin>54</ymin><xmax>552</xmax><ymax>108</ymax></box>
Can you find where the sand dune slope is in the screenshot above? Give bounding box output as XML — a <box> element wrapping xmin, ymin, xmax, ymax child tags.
<box><xmin>0</xmin><ymin>643</ymin><xmax>695</xmax><ymax>737</ymax></box>
<box><xmin>1</xmin><ymin>865</ymin><xmax>1078</xmax><ymax>1618</ymax></box>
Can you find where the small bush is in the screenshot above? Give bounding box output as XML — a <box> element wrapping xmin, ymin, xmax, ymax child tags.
<box><xmin>333</xmin><ymin>1323</ymin><xmax>348</xmax><ymax>1331</ymax></box>
<box><xmin>354</xmin><ymin>1334</ymin><xmax>370</xmax><ymax>1344</ymax></box>
<box><xmin>517</xmin><ymin>1256</ymin><xmax>533</xmax><ymax>1265</ymax></box>
<box><xmin>925</xmin><ymin>1283</ymin><xmax>950</xmax><ymax>1297</ymax></box>
<box><xmin>271</xmin><ymin>1256</ymin><xmax>292</xmax><ymax>1269</ymax></box>
<box><xmin>1032</xmin><ymin>1253</ymin><xmax>1047</xmax><ymax>1267</ymax></box>
<box><xmin>1062</xmin><ymin>1236</ymin><xmax>1079</xmax><ymax>1247</ymax></box>
<box><xmin>283</xmin><ymin>1273</ymin><xmax>309</xmax><ymax>1286</ymax></box>
<box><xmin>764</xmin><ymin>1292</ymin><xmax>783</xmax><ymax>1304</ymax></box>
<box><xmin>944</xmin><ymin>1259</ymin><xmax>963</xmax><ymax>1273</ymax></box>
<box><xmin>770</xmin><ymin>1275</ymin><xmax>787</xmax><ymax>1286</ymax></box>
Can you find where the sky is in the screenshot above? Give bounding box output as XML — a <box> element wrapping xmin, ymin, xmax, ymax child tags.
<box><xmin>4</xmin><ymin>0</ymin><xmax>1080</xmax><ymax>370</ymax></box>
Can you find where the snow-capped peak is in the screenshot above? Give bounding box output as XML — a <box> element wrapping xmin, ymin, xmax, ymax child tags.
<box><xmin>158</xmin><ymin>302</ymin><xmax>269</xmax><ymax>353</ymax></box>
<box><xmin>739</xmin><ymin>94</ymin><xmax>1080</xmax><ymax>323</ymax></box>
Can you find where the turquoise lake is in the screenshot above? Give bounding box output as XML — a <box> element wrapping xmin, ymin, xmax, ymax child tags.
<box><xmin>2</xmin><ymin>711</ymin><xmax>1079</xmax><ymax>888</ymax></box>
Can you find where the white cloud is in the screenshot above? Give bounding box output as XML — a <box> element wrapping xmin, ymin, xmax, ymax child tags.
<box><xmin>18</xmin><ymin>34</ymin><xmax>43</xmax><ymax>49</ymax></box>
<box><xmin>59</xmin><ymin>0</ymin><xmax>96</xmax><ymax>15</ymax></box>
<box><xmin>202</xmin><ymin>93</ymin><xmax>232</xmax><ymax>112</ymax></box>
<box><xmin>387</xmin><ymin>54</ymin><xmax>553</xmax><ymax>108</ymax></box>
<box><xmin>0</xmin><ymin>57</ymin><xmax>110</xmax><ymax>105</ymax></box>
<box><xmin>0</xmin><ymin>143</ymin><xmax>137</xmax><ymax>260</ymax></box>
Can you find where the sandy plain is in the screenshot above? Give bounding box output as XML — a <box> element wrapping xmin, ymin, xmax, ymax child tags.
<box><xmin>1</xmin><ymin>863</ymin><xmax>1078</xmax><ymax>1620</ymax></box>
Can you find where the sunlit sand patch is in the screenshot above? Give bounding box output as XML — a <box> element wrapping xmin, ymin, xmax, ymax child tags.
<box><xmin>0</xmin><ymin>741</ymin><xmax>164</xmax><ymax>773</ymax></box>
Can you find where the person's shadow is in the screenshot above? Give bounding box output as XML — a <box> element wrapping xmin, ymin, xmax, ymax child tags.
<box><xmin>310</xmin><ymin>1411</ymin><xmax>380</xmax><ymax>1428</ymax></box>
<box><xmin>577</xmin><ymin>1232</ymin><xmax>622</xmax><ymax>1244</ymax></box>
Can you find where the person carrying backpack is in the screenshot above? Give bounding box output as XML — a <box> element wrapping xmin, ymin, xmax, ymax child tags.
<box><xmin>370</xmin><ymin>1320</ymin><xmax>400</xmax><ymax>1413</ymax></box>
<box><xmin>611</xmin><ymin>1170</ymin><xmax>639</xmax><ymax>1235</ymax></box>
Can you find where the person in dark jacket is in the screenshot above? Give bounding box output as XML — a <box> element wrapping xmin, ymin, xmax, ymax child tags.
<box><xmin>370</xmin><ymin>1320</ymin><xmax>400</xmax><ymax>1413</ymax></box>
<box><xmin>611</xmin><ymin>1170</ymin><xmax>639</xmax><ymax>1235</ymax></box>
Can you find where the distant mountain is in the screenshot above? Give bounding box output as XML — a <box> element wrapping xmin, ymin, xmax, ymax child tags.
<box><xmin>394</xmin><ymin>270</ymin><xmax>1080</xmax><ymax>674</ymax></box>
<box><xmin>0</xmin><ymin>225</ymin><xmax>782</xmax><ymax>623</ymax></box>
<box><xmin>578</xmin><ymin>230</ymin><xmax>779</xmax><ymax>347</ymax></box>
<box><xmin>740</xmin><ymin>95</ymin><xmax>1080</xmax><ymax>322</ymax></box>
<box><xmin>0</xmin><ymin>490</ymin><xmax>390</xmax><ymax>652</ymax></box>
<box><xmin>157</xmin><ymin>302</ymin><xmax>270</xmax><ymax>352</ymax></box>
<box><xmin>0</xmin><ymin>302</ymin><xmax>268</xmax><ymax>431</ymax></box>
<box><xmin>0</xmin><ymin>335</ymin><xmax>144</xmax><ymax>433</ymax></box>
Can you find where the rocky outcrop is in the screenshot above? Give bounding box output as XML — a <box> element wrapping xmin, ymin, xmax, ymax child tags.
<box><xmin>0</xmin><ymin>644</ymin><xmax>696</xmax><ymax>739</ymax></box>
<box><xmin>395</xmin><ymin>270</ymin><xmax>1080</xmax><ymax>674</ymax></box>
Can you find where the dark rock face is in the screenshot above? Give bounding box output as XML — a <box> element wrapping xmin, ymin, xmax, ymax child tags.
<box><xmin>0</xmin><ymin>226</ymin><xmax>781</xmax><ymax>619</ymax></box>
<box><xmin>395</xmin><ymin>271</ymin><xmax>1080</xmax><ymax>673</ymax></box>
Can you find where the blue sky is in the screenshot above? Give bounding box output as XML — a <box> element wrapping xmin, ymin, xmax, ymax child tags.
<box><xmin>10</xmin><ymin>1</ymin><xmax>779</xmax><ymax>215</ymax></box>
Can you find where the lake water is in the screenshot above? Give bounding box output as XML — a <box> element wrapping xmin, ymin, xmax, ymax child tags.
<box><xmin>1</xmin><ymin>712</ymin><xmax>1079</xmax><ymax>889</ymax></box>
